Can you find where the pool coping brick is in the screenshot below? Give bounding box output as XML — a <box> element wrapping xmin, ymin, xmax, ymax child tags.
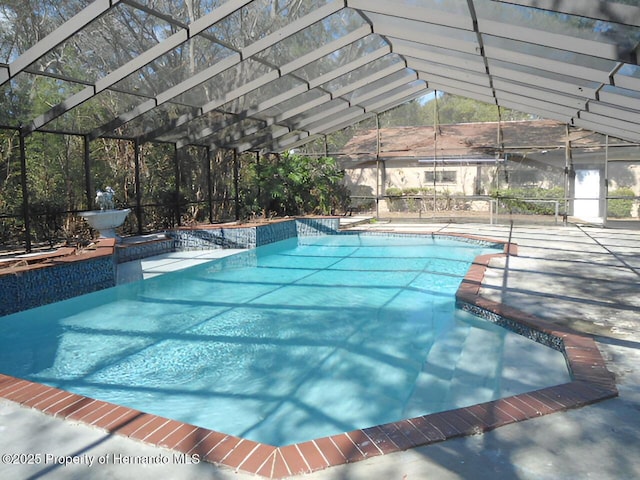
<box><xmin>0</xmin><ymin>232</ymin><xmax>618</xmax><ymax>479</ymax></box>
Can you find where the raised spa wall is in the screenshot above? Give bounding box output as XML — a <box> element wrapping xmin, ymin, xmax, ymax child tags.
<box><xmin>0</xmin><ymin>218</ymin><xmax>341</xmax><ymax>316</ymax></box>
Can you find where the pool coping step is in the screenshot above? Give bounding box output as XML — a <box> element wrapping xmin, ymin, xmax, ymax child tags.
<box><xmin>0</xmin><ymin>232</ymin><xmax>618</xmax><ymax>479</ymax></box>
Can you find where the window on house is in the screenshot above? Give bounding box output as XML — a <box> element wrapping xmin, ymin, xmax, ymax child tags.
<box><xmin>425</xmin><ymin>170</ymin><xmax>457</xmax><ymax>184</ymax></box>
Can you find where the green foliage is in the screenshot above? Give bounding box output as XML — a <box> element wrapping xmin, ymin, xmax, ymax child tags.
<box><xmin>491</xmin><ymin>187</ymin><xmax>564</xmax><ymax>215</ymax></box>
<box><xmin>607</xmin><ymin>188</ymin><xmax>635</xmax><ymax>218</ymax></box>
<box><xmin>379</xmin><ymin>99</ymin><xmax>429</xmax><ymax>127</ymax></box>
<box><xmin>239</xmin><ymin>153</ymin><xmax>349</xmax><ymax>218</ymax></box>
<box><xmin>385</xmin><ymin>187</ymin><xmax>434</xmax><ymax>196</ymax></box>
<box><xmin>384</xmin><ymin>187</ymin><xmax>466</xmax><ymax>212</ymax></box>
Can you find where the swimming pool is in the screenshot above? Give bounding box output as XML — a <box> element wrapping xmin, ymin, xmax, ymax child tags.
<box><xmin>0</xmin><ymin>234</ymin><xmax>571</xmax><ymax>448</ymax></box>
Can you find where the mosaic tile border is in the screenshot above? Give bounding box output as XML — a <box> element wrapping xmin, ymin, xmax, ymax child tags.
<box><xmin>115</xmin><ymin>238</ymin><xmax>174</xmax><ymax>263</ymax></box>
<box><xmin>170</xmin><ymin>217</ymin><xmax>340</xmax><ymax>250</ymax></box>
<box><xmin>0</xmin><ymin>232</ymin><xmax>618</xmax><ymax>478</ymax></box>
<box><xmin>0</xmin><ymin>239</ymin><xmax>116</xmax><ymax>317</ymax></box>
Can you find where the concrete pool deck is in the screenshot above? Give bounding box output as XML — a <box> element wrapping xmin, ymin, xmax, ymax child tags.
<box><xmin>1</xmin><ymin>223</ymin><xmax>639</xmax><ymax>479</ymax></box>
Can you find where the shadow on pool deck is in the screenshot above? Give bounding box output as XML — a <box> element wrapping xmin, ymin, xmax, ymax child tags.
<box><xmin>1</xmin><ymin>223</ymin><xmax>639</xmax><ymax>480</ymax></box>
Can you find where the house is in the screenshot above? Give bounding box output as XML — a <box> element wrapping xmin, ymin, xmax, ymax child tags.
<box><xmin>336</xmin><ymin>120</ymin><xmax>640</xmax><ymax>222</ymax></box>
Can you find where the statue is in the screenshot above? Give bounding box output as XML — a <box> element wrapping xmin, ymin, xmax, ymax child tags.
<box><xmin>95</xmin><ymin>186</ymin><xmax>115</xmax><ymax>210</ymax></box>
<box><xmin>80</xmin><ymin>186</ymin><xmax>130</xmax><ymax>240</ymax></box>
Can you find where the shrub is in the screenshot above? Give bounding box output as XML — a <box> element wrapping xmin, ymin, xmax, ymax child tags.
<box><xmin>607</xmin><ymin>188</ymin><xmax>635</xmax><ymax>218</ymax></box>
<box><xmin>491</xmin><ymin>187</ymin><xmax>564</xmax><ymax>215</ymax></box>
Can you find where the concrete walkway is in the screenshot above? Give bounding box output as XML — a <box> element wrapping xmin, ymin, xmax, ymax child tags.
<box><xmin>1</xmin><ymin>223</ymin><xmax>639</xmax><ymax>480</ymax></box>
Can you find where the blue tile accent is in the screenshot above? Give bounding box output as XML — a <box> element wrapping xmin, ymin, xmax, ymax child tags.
<box><xmin>456</xmin><ymin>300</ymin><xmax>564</xmax><ymax>352</ymax></box>
<box><xmin>256</xmin><ymin>220</ymin><xmax>298</xmax><ymax>246</ymax></box>
<box><xmin>295</xmin><ymin>218</ymin><xmax>340</xmax><ymax>236</ymax></box>
<box><xmin>0</xmin><ymin>256</ymin><xmax>115</xmax><ymax>316</ymax></box>
<box><xmin>116</xmin><ymin>239</ymin><xmax>174</xmax><ymax>263</ymax></box>
<box><xmin>341</xmin><ymin>230</ymin><xmax>502</xmax><ymax>248</ymax></box>
<box><xmin>169</xmin><ymin>218</ymin><xmax>341</xmax><ymax>250</ymax></box>
<box><xmin>169</xmin><ymin>227</ymin><xmax>256</xmax><ymax>249</ymax></box>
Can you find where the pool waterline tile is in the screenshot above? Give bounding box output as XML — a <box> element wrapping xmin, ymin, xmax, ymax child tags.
<box><xmin>0</xmin><ymin>231</ymin><xmax>618</xmax><ymax>479</ymax></box>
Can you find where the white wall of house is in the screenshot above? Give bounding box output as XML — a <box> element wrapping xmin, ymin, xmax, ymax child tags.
<box><xmin>343</xmin><ymin>156</ymin><xmax>640</xmax><ymax>219</ymax></box>
<box><xmin>345</xmin><ymin>162</ymin><xmax>487</xmax><ymax>196</ymax></box>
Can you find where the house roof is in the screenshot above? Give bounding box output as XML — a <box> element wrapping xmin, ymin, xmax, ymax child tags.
<box><xmin>2</xmin><ymin>1</ymin><xmax>640</xmax><ymax>152</ymax></box>
<box><xmin>338</xmin><ymin>119</ymin><xmax>616</xmax><ymax>162</ymax></box>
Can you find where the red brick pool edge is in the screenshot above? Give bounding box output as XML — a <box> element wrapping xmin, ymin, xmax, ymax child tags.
<box><xmin>0</xmin><ymin>234</ymin><xmax>618</xmax><ymax>479</ymax></box>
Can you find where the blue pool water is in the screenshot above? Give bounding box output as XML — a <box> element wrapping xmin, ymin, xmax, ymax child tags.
<box><xmin>0</xmin><ymin>234</ymin><xmax>570</xmax><ymax>446</ymax></box>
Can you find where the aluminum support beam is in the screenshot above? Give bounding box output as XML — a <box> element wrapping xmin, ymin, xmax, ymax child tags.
<box><xmin>2</xmin><ymin>0</ymin><xmax>120</xmax><ymax>86</ymax></box>
<box><xmin>31</xmin><ymin>0</ymin><xmax>254</xmax><ymax>135</ymax></box>
<box><xmin>156</xmin><ymin>42</ymin><xmax>387</xmax><ymax>146</ymax></box>
<box><xmin>347</xmin><ymin>0</ymin><xmax>474</xmax><ymax>30</ymax></box>
<box><xmin>5</xmin><ymin>0</ymin><xmax>640</xmax><ymax>153</ymax></box>
<box><xmin>88</xmin><ymin>1</ymin><xmax>348</xmax><ymax>141</ymax></box>
<box><xmin>186</xmin><ymin>60</ymin><xmax>411</xmax><ymax>149</ymax></box>
<box><xmin>491</xmin><ymin>0</ymin><xmax>640</xmax><ymax>28</ymax></box>
<box><xmin>365</xmin><ymin>12</ymin><xmax>479</xmax><ymax>55</ymax></box>
<box><xmin>253</xmin><ymin>82</ymin><xmax>429</xmax><ymax>153</ymax></box>
<box><xmin>573</xmin><ymin>118</ymin><xmax>640</xmax><ymax>144</ymax></box>
<box><xmin>159</xmin><ymin>36</ymin><xmax>387</xmax><ymax>148</ymax></box>
<box><xmin>390</xmin><ymin>38</ymin><xmax>486</xmax><ymax>73</ymax></box>
<box><xmin>479</xmin><ymin>18</ymin><xmax>635</xmax><ymax>63</ymax></box>
<box><xmin>360</xmin><ymin>82</ymin><xmax>429</xmax><ymax>112</ymax></box>
<box><xmin>27</xmin><ymin>31</ymin><xmax>190</xmax><ymax>133</ymax></box>
<box><xmin>496</xmin><ymin>91</ymin><xmax>580</xmax><ymax>118</ymax></box>
<box><xmin>416</xmin><ymin>72</ymin><xmax>492</xmax><ymax>98</ymax></box>
<box><xmin>483</xmin><ymin>39</ymin><xmax>615</xmax><ymax>85</ymax></box>
<box><xmin>408</xmin><ymin>57</ymin><xmax>491</xmax><ymax>88</ymax></box>
<box><xmin>242</xmin><ymin>0</ymin><xmax>345</xmax><ymax>59</ymax></box>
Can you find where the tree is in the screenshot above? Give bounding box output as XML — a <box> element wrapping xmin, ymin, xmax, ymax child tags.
<box><xmin>239</xmin><ymin>153</ymin><xmax>349</xmax><ymax>218</ymax></box>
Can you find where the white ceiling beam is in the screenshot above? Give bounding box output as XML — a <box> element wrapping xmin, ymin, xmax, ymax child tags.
<box><xmin>497</xmin><ymin>99</ymin><xmax>573</xmax><ymax>123</ymax></box>
<box><xmin>365</xmin><ymin>12</ymin><xmax>479</xmax><ymax>55</ymax></box>
<box><xmin>483</xmin><ymin>38</ymin><xmax>615</xmax><ymax>85</ymax></box>
<box><xmin>89</xmin><ymin>1</ymin><xmax>350</xmax><ymax>140</ymax></box>
<box><xmin>4</xmin><ymin>0</ymin><xmax>121</xmax><ymax>85</ymax></box>
<box><xmin>492</xmin><ymin>78</ymin><xmax>588</xmax><ymax>110</ymax></box>
<box><xmin>598</xmin><ymin>87</ymin><xmax>640</xmax><ymax>113</ymax></box>
<box><xmin>491</xmin><ymin>0</ymin><xmax>640</xmax><ymax>28</ymax></box>
<box><xmin>408</xmin><ymin>57</ymin><xmax>491</xmax><ymax>88</ymax></box>
<box><xmin>489</xmin><ymin>59</ymin><xmax>600</xmax><ymax>98</ymax></box>
<box><xmin>165</xmin><ymin>37</ymin><xmax>386</xmax><ymax>147</ymax></box>
<box><xmin>347</xmin><ymin>0</ymin><xmax>473</xmax><ymax>30</ymax></box>
<box><xmin>479</xmin><ymin>18</ymin><xmax>632</xmax><ymax>62</ymax></box>
<box><xmin>573</xmin><ymin>118</ymin><xmax>640</xmax><ymax>144</ymax></box>
<box><xmin>390</xmin><ymin>38</ymin><xmax>486</xmax><ymax>74</ymax></box>
<box><xmin>29</xmin><ymin>0</ymin><xmax>255</xmax><ymax>134</ymax></box>
<box><xmin>579</xmin><ymin>111</ymin><xmax>640</xmax><ymax>135</ymax></box>
<box><xmin>360</xmin><ymin>82</ymin><xmax>429</xmax><ymax>113</ymax></box>
<box><xmin>496</xmin><ymin>91</ymin><xmax>580</xmax><ymax>118</ymax></box>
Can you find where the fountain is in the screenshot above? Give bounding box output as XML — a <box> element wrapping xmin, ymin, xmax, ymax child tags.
<box><xmin>79</xmin><ymin>187</ymin><xmax>130</xmax><ymax>240</ymax></box>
